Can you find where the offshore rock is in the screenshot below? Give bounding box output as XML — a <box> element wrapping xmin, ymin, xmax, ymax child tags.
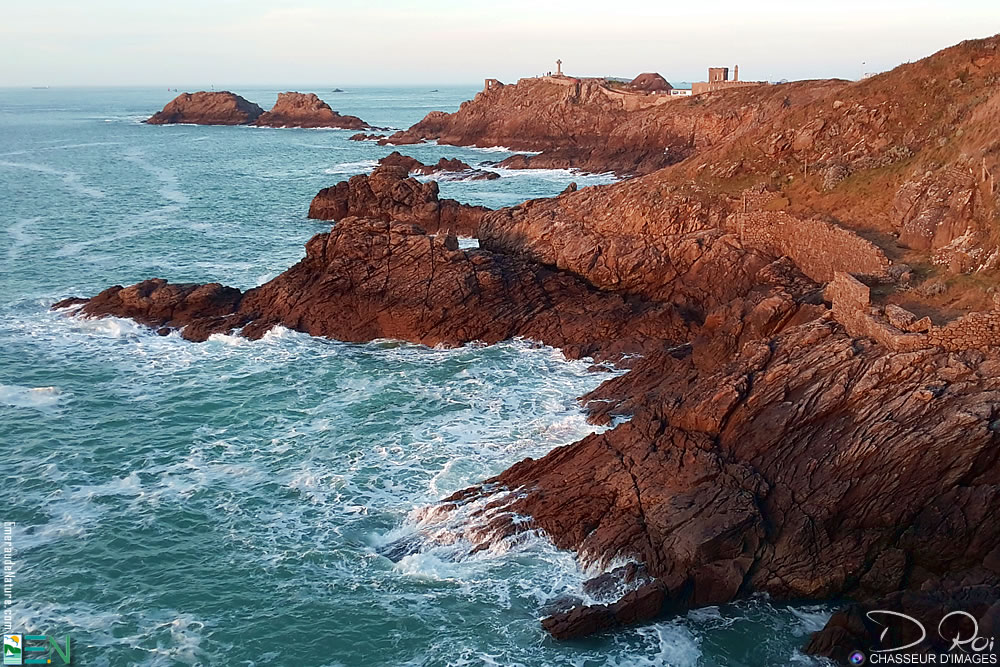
<box><xmin>307</xmin><ymin>165</ymin><xmax>490</xmax><ymax>236</ymax></box>
<box><xmin>146</xmin><ymin>91</ymin><xmax>265</xmax><ymax>125</ymax></box>
<box><xmin>255</xmin><ymin>92</ymin><xmax>368</xmax><ymax>129</ymax></box>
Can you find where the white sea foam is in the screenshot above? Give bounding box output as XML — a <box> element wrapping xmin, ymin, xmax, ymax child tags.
<box><xmin>0</xmin><ymin>383</ymin><xmax>64</xmax><ymax>409</ymax></box>
<box><xmin>123</xmin><ymin>147</ymin><xmax>190</xmax><ymax>205</ymax></box>
<box><xmin>487</xmin><ymin>165</ymin><xmax>619</xmax><ymax>183</ymax></box>
<box><xmin>322</xmin><ymin>159</ymin><xmax>379</xmax><ymax>175</ymax></box>
<box><xmin>464</xmin><ymin>145</ymin><xmax>542</xmax><ymax>155</ymax></box>
<box><xmin>6</xmin><ymin>217</ymin><xmax>38</xmax><ymax>260</ymax></box>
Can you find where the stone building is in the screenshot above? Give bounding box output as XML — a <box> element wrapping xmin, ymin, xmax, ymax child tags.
<box><xmin>692</xmin><ymin>65</ymin><xmax>765</xmax><ymax>95</ymax></box>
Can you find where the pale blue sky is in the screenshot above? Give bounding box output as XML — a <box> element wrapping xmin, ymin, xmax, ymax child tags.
<box><xmin>2</xmin><ymin>0</ymin><xmax>999</xmax><ymax>86</ymax></box>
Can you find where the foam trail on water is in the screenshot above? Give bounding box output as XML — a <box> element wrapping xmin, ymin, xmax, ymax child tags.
<box><xmin>123</xmin><ymin>147</ymin><xmax>190</xmax><ymax>205</ymax></box>
<box><xmin>0</xmin><ymin>160</ymin><xmax>105</xmax><ymax>199</ymax></box>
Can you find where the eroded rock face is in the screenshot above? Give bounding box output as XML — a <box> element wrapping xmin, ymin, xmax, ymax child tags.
<box><xmin>307</xmin><ymin>165</ymin><xmax>490</xmax><ymax>236</ymax></box>
<box><xmin>146</xmin><ymin>92</ymin><xmax>265</xmax><ymax>125</ymax></box>
<box><xmin>441</xmin><ymin>321</ymin><xmax>1000</xmax><ymax>643</ymax></box>
<box><xmin>479</xmin><ymin>176</ymin><xmax>772</xmax><ymax>313</ymax></box>
<box><xmin>891</xmin><ymin>166</ymin><xmax>979</xmax><ymax>251</ymax></box>
<box><xmin>255</xmin><ymin>92</ymin><xmax>368</xmax><ymax>129</ymax></box>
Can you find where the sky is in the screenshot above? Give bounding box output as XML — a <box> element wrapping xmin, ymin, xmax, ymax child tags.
<box><xmin>1</xmin><ymin>0</ymin><xmax>999</xmax><ymax>87</ymax></box>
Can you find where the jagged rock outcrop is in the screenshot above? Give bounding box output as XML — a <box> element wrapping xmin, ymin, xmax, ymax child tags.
<box><xmin>53</xmin><ymin>217</ymin><xmax>688</xmax><ymax>359</ymax></box>
<box><xmin>350</xmin><ymin>133</ymin><xmax>386</xmax><ymax>141</ymax></box>
<box><xmin>438</xmin><ymin>320</ymin><xmax>1000</xmax><ymax>645</ymax></box>
<box><xmin>379</xmin><ymin>151</ymin><xmax>499</xmax><ymax>180</ymax></box>
<box><xmin>255</xmin><ymin>92</ymin><xmax>368</xmax><ymax>129</ymax></box>
<box><xmin>307</xmin><ymin>165</ymin><xmax>491</xmax><ymax>236</ymax></box>
<box><xmin>479</xmin><ymin>177</ymin><xmax>774</xmax><ymax>313</ymax></box>
<box><xmin>146</xmin><ymin>91</ymin><xmax>265</xmax><ymax>125</ymax></box>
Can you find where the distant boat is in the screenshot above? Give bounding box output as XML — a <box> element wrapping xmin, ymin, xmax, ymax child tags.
<box><xmin>31</xmin><ymin>86</ymin><xmax>50</xmax><ymax>90</ymax></box>
<box><xmin>429</xmin><ymin>89</ymin><xmax>439</xmax><ymax>93</ymax></box>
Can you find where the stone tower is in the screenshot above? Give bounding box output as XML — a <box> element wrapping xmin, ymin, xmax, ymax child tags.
<box><xmin>708</xmin><ymin>67</ymin><xmax>729</xmax><ymax>83</ymax></box>
<box><xmin>734</xmin><ymin>64</ymin><xmax>739</xmax><ymax>81</ymax></box>
<box><xmin>556</xmin><ymin>59</ymin><xmax>563</xmax><ymax>76</ymax></box>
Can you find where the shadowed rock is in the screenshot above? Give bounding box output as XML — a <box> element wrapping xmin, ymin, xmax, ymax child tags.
<box><xmin>308</xmin><ymin>165</ymin><xmax>491</xmax><ymax>236</ymax></box>
<box><xmin>379</xmin><ymin>151</ymin><xmax>499</xmax><ymax>181</ymax></box>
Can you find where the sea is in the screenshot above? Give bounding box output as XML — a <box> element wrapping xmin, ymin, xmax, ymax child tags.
<box><xmin>0</xmin><ymin>86</ymin><xmax>834</xmax><ymax>666</ymax></box>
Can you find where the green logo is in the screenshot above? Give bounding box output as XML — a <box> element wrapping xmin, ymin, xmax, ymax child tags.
<box><xmin>2</xmin><ymin>635</ymin><xmax>70</xmax><ymax>665</ymax></box>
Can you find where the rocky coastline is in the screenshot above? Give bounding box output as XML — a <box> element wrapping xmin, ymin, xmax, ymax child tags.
<box><xmin>67</xmin><ymin>34</ymin><xmax>1000</xmax><ymax>664</ymax></box>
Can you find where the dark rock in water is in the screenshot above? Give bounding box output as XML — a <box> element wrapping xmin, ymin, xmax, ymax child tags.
<box><xmin>582</xmin><ymin>563</ymin><xmax>650</xmax><ymax>601</ymax></box>
<box><xmin>255</xmin><ymin>92</ymin><xmax>368</xmax><ymax>129</ymax></box>
<box><xmin>377</xmin><ymin>151</ymin><xmax>500</xmax><ymax>181</ymax></box>
<box><xmin>377</xmin><ymin>535</ymin><xmax>424</xmax><ymax>562</ymax></box>
<box><xmin>539</xmin><ymin>594</ymin><xmax>583</xmax><ymax>617</ymax></box>
<box><xmin>146</xmin><ymin>91</ymin><xmax>264</xmax><ymax>125</ymax></box>
<box><xmin>307</xmin><ymin>165</ymin><xmax>491</xmax><ymax>236</ymax></box>
<box><xmin>542</xmin><ymin>580</ymin><xmax>670</xmax><ymax>640</ymax></box>
<box><xmin>560</xmin><ymin>182</ymin><xmax>578</xmax><ymax>195</ymax></box>
<box><xmin>51</xmin><ymin>297</ymin><xmax>88</xmax><ymax>310</ymax></box>
<box><xmin>332</xmin><ymin>88</ymin><xmax>344</xmax><ymax>93</ymax></box>
<box><xmin>349</xmin><ymin>133</ymin><xmax>386</xmax><ymax>142</ymax></box>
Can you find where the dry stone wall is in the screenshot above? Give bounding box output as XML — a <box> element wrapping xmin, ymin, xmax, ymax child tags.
<box><xmin>737</xmin><ymin>210</ymin><xmax>892</xmax><ymax>283</ymax></box>
<box><xmin>826</xmin><ymin>272</ymin><xmax>1000</xmax><ymax>352</ymax></box>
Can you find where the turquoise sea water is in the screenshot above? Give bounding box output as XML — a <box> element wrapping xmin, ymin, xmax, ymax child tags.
<box><xmin>0</xmin><ymin>86</ymin><xmax>833</xmax><ymax>666</ymax></box>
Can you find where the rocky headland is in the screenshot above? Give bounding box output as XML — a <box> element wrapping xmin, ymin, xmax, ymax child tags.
<box><xmin>147</xmin><ymin>91</ymin><xmax>369</xmax><ymax>128</ymax></box>
<box><xmin>63</xmin><ymin>34</ymin><xmax>1000</xmax><ymax>664</ymax></box>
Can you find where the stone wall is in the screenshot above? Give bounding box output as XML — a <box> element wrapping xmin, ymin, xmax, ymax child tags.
<box><xmin>825</xmin><ymin>273</ymin><xmax>927</xmax><ymax>351</ymax></box>
<box><xmin>737</xmin><ymin>210</ymin><xmax>892</xmax><ymax>283</ymax></box>
<box><xmin>826</xmin><ymin>272</ymin><xmax>1000</xmax><ymax>352</ymax></box>
<box><xmin>927</xmin><ymin>311</ymin><xmax>1000</xmax><ymax>350</ymax></box>
<box><xmin>692</xmin><ymin>80</ymin><xmax>766</xmax><ymax>95</ymax></box>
